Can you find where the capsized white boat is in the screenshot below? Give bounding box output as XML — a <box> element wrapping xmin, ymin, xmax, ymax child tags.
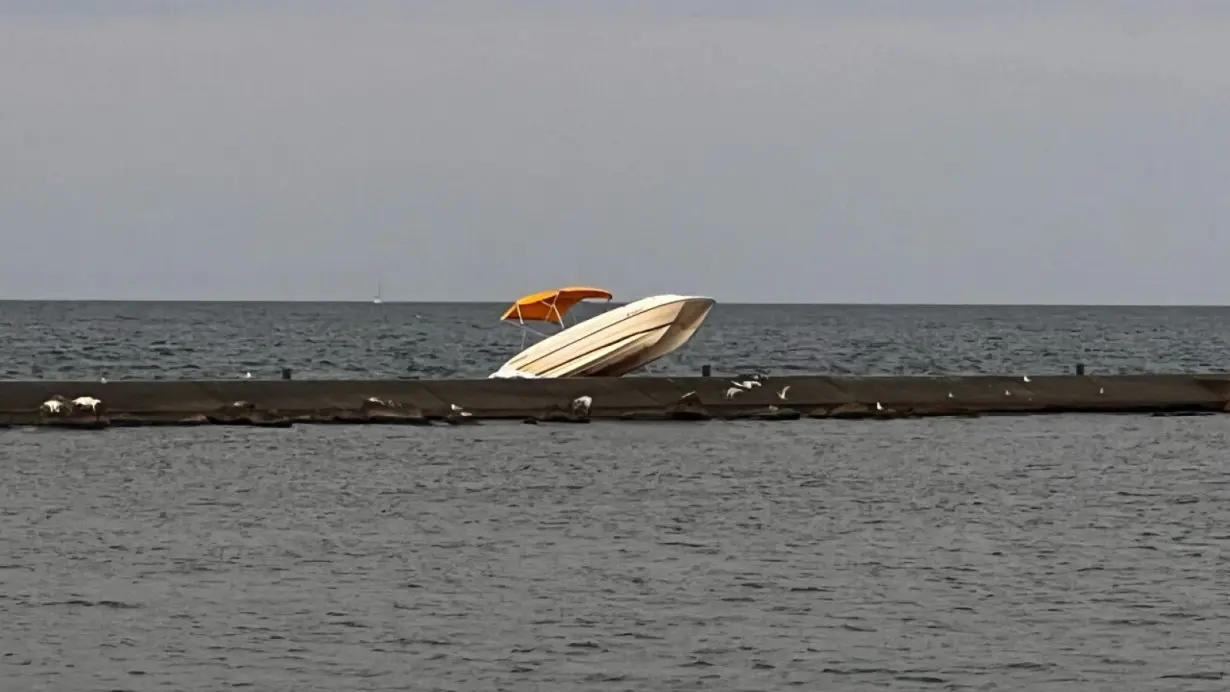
<box><xmin>491</xmin><ymin>289</ymin><xmax>715</xmax><ymax>378</ymax></box>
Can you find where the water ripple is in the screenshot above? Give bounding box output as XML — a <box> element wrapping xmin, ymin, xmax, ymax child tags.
<box><xmin>2</xmin><ymin>416</ymin><xmax>1230</xmax><ymax>688</ymax></box>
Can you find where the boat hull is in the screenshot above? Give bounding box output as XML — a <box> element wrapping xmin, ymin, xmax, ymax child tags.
<box><xmin>491</xmin><ymin>294</ymin><xmax>715</xmax><ymax>378</ymax></box>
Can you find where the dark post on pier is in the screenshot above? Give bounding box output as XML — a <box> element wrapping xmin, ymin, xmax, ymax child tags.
<box><xmin>1075</xmin><ymin>363</ymin><xmax>1085</xmax><ymax>375</ymax></box>
<box><xmin>701</xmin><ymin>364</ymin><xmax>711</xmax><ymax>377</ymax></box>
<box><xmin>282</xmin><ymin>368</ymin><xmax>293</xmax><ymax>380</ymax></box>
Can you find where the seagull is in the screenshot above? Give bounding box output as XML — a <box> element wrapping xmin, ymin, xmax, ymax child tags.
<box><xmin>71</xmin><ymin>396</ymin><xmax>102</xmax><ymax>412</ymax></box>
<box><xmin>724</xmin><ymin>386</ymin><xmax>744</xmax><ymax>399</ymax></box>
<box><xmin>571</xmin><ymin>395</ymin><xmax>593</xmax><ymax>416</ymax></box>
<box><xmin>244</xmin><ymin>372</ymin><xmax>253</xmax><ymax>380</ymax></box>
<box><xmin>1099</xmin><ymin>387</ymin><xmax>1104</xmax><ymax>395</ymax></box>
<box><xmin>1022</xmin><ymin>375</ymin><xmax>1031</xmax><ymax>383</ymax></box>
<box><xmin>40</xmin><ymin>398</ymin><xmax>66</xmax><ymax>414</ymax></box>
<box><xmin>99</xmin><ymin>377</ymin><xmax>108</xmax><ymax>384</ymax></box>
<box><xmin>1005</xmin><ymin>390</ymin><xmax>1012</xmax><ymax>396</ymax></box>
<box><xmin>776</xmin><ymin>385</ymin><xmax>790</xmax><ymax>401</ymax></box>
<box><xmin>366</xmin><ymin>396</ymin><xmax>393</xmax><ymax>407</ymax></box>
<box><xmin>730</xmin><ymin>379</ymin><xmax>762</xmax><ymax>390</ymax></box>
<box><xmin>681</xmin><ymin>390</ymin><xmax>697</xmax><ymax>399</ymax></box>
<box><xmin>875</xmin><ymin>402</ymin><xmax>884</xmax><ymax>411</ymax></box>
<box><xmin>450</xmin><ymin>403</ymin><xmax>472</xmax><ymax>417</ymax></box>
<box><xmin>231</xmin><ymin>400</ymin><xmax>252</xmax><ymax>408</ymax></box>
<box><xmin>947</xmin><ymin>392</ymin><xmax>954</xmax><ymax>399</ymax></box>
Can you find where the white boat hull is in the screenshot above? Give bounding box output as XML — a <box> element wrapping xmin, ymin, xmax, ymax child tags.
<box><xmin>491</xmin><ymin>294</ymin><xmax>715</xmax><ymax>378</ymax></box>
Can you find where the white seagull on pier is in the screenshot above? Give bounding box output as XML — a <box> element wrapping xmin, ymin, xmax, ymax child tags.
<box><xmin>777</xmin><ymin>385</ymin><xmax>790</xmax><ymax>401</ymax></box>
<box><xmin>40</xmin><ymin>397</ymin><xmax>66</xmax><ymax>414</ymax></box>
<box><xmin>450</xmin><ymin>403</ymin><xmax>472</xmax><ymax>417</ymax></box>
<box><xmin>571</xmin><ymin>395</ymin><xmax>593</xmax><ymax>416</ymax></box>
<box><xmin>1022</xmin><ymin>375</ymin><xmax>1031</xmax><ymax>383</ymax></box>
<box><xmin>726</xmin><ymin>378</ymin><xmax>765</xmax><ymax>400</ymax></box>
<box><xmin>71</xmin><ymin>396</ymin><xmax>102</xmax><ymax>412</ymax></box>
<box><xmin>875</xmin><ymin>402</ymin><xmax>884</xmax><ymax>411</ymax></box>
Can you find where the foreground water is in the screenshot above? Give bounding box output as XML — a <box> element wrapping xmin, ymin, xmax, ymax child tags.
<box><xmin>3</xmin><ymin>414</ymin><xmax>1228</xmax><ymax>690</ymax></box>
<box><xmin>4</xmin><ymin>301</ymin><xmax>1230</xmax><ymax>380</ymax></box>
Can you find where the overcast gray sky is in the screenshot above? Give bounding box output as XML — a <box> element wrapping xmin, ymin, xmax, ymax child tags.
<box><xmin>1</xmin><ymin>0</ymin><xmax>1226</xmax><ymax>303</ymax></box>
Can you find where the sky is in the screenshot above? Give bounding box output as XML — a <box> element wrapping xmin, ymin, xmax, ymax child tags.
<box><xmin>1</xmin><ymin>0</ymin><xmax>1227</xmax><ymax>303</ymax></box>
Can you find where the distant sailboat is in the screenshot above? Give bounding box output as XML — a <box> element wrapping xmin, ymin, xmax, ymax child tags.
<box><xmin>373</xmin><ymin>280</ymin><xmax>383</xmax><ymax>304</ymax></box>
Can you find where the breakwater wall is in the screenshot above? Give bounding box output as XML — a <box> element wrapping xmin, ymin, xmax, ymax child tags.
<box><xmin>6</xmin><ymin>374</ymin><xmax>1230</xmax><ymax>428</ymax></box>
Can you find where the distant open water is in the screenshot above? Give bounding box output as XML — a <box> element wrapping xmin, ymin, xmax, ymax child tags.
<box><xmin>4</xmin><ymin>302</ymin><xmax>1230</xmax><ymax>690</ymax></box>
<box><xmin>4</xmin><ymin>301</ymin><xmax>1230</xmax><ymax>380</ymax></box>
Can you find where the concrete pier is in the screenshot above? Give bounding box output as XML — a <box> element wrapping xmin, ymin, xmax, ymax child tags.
<box><xmin>5</xmin><ymin>374</ymin><xmax>1230</xmax><ymax>428</ymax></box>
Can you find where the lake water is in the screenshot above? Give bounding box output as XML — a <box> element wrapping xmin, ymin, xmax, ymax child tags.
<box><xmin>3</xmin><ymin>301</ymin><xmax>1230</xmax><ymax>381</ymax></box>
<box><xmin>2</xmin><ymin>302</ymin><xmax>1228</xmax><ymax>690</ymax></box>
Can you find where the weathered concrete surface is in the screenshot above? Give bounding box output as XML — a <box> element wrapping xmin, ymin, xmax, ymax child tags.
<box><xmin>3</xmin><ymin>374</ymin><xmax>1230</xmax><ymax>427</ymax></box>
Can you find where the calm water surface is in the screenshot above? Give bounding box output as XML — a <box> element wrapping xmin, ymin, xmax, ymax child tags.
<box><xmin>3</xmin><ymin>303</ymin><xmax>1228</xmax><ymax>689</ymax></box>
<box><xmin>3</xmin><ymin>301</ymin><xmax>1230</xmax><ymax>380</ymax></box>
<box><xmin>3</xmin><ymin>414</ymin><xmax>1229</xmax><ymax>690</ymax></box>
